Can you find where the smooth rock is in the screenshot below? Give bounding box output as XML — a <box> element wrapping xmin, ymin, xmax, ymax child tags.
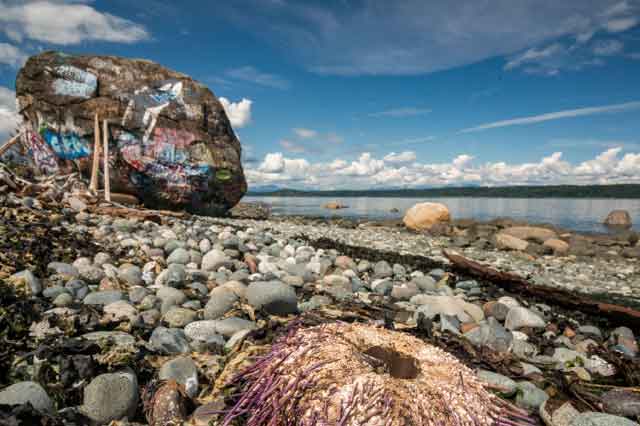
<box><xmin>570</xmin><ymin>412</ymin><xmax>638</xmax><ymax>426</ymax></box>
<box><xmin>167</xmin><ymin>248</ymin><xmax>190</xmax><ymax>264</ymax></box>
<box><xmin>118</xmin><ymin>265</ymin><xmax>143</xmax><ymax>286</ymax></box>
<box><xmin>163</xmin><ymin>307</ymin><xmax>197</xmax><ymax>328</ymax></box>
<box><xmin>0</xmin><ymin>381</ymin><xmax>53</xmax><ymax>413</ymax></box>
<box><xmin>502</xmin><ymin>226</ymin><xmax>557</xmax><ymax>243</ymax></box>
<box><xmin>373</xmin><ymin>261</ymin><xmax>393</xmax><ymax>278</ymax></box>
<box><xmin>202</xmin><ymin>249</ymin><xmax>230</xmax><ymax>271</ymax></box>
<box><xmin>204</xmin><ymin>287</ymin><xmax>238</xmax><ymax>320</ymax></box>
<box><xmin>544</xmin><ymin>238</ymin><xmax>570</xmax><ymax>255</ymax></box>
<box><xmin>403</xmin><ymin>202</ymin><xmax>451</xmax><ymax>231</ymax></box>
<box><xmin>515</xmin><ymin>381</ymin><xmax>549</xmax><ymax>411</ymax></box>
<box><xmin>83</xmin><ymin>290</ymin><xmax>123</xmax><ymax>306</ymax></box>
<box><xmin>159</xmin><ymin>357</ymin><xmax>198</xmax><ymax>398</ymax></box>
<box><xmin>604</xmin><ymin>210</ymin><xmax>632</xmax><ymax>227</ymax></box>
<box><xmin>496</xmin><ymin>233</ymin><xmax>529</xmax><ymax>251</ymax></box>
<box><xmin>602</xmin><ymin>389</ymin><xmax>640</xmax><ymax>418</ymax></box>
<box><xmin>247</xmin><ymin>281</ymin><xmax>297</xmax><ymax>315</ymax></box>
<box><xmin>185</xmin><ymin>318</ymin><xmax>257</xmax><ymax>339</ymax></box>
<box><xmin>83</xmin><ymin>370</ymin><xmax>138</xmax><ymax>424</ymax></box>
<box><xmin>477</xmin><ymin>370</ymin><xmax>517</xmax><ymax>396</ymax></box>
<box><xmin>505</xmin><ymin>307</ymin><xmax>546</xmax><ymax>331</ymax></box>
<box><xmin>149</xmin><ymin>327</ymin><xmax>190</xmax><ymax>354</ymax></box>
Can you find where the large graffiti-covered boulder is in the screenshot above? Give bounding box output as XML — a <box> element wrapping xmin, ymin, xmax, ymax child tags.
<box><xmin>15</xmin><ymin>51</ymin><xmax>246</xmax><ymax>215</ymax></box>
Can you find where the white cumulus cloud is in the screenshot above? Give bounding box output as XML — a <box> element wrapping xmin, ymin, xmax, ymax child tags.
<box><xmin>0</xmin><ymin>43</ymin><xmax>28</xmax><ymax>67</ymax></box>
<box><xmin>0</xmin><ymin>86</ymin><xmax>18</xmax><ymax>141</ymax></box>
<box><xmin>0</xmin><ymin>1</ymin><xmax>150</xmax><ymax>45</ymax></box>
<box><xmin>219</xmin><ymin>97</ymin><xmax>253</xmax><ymax>129</ymax></box>
<box><xmin>244</xmin><ymin>146</ymin><xmax>640</xmax><ymax>189</ymax></box>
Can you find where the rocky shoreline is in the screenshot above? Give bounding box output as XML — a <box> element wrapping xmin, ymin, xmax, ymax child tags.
<box><xmin>0</xmin><ymin>197</ymin><xmax>639</xmax><ymax>425</ymax></box>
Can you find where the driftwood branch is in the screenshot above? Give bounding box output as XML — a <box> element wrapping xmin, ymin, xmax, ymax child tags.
<box><xmin>0</xmin><ymin>132</ymin><xmax>23</xmax><ymax>157</ymax></box>
<box><xmin>89</xmin><ymin>113</ymin><xmax>100</xmax><ymax>193</ymax></box>
<box><xmin>89</xmin><ymin>206</ymin><xmax>187</xmax><ymax>223</ymax></box>
<box><xmin>443</xmin><ymin>249</ymin><xmax>640</xmax><ymax>328</ymax></box>
<box><xmin>102</xmin><ymin>119</ymin><xmax>111</xmax><ymax>202</ymax></box>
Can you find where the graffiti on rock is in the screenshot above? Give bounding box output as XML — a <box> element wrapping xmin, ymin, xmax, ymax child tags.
<box><xmin>52</xmin><ymin>65</ymin><xmax>97</xmax><ymax>99</ymax></box>
<box><xmin>115</xmin><ymin>127</ymin><xmax>212</xmax><ymax>199</ymax></box>
<box><xmin>41</xmin><ymin>128</ymin><xmax>91</xmax><ymax>160</ymax></box>
<box><xmin>121</xmin><ymin>80</ymin><xmax>186</xmax><ymax>142</ymax></box>
<box><xmin>22</xmin><ymin>130</ymin><xmax>59</xmax><ymax>174</ymax></box>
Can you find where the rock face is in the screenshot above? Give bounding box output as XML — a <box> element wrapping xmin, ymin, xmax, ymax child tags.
<box><xmin>16</xmin><ymin>51</ymin><xmax>246</xmax><ymax>215</ymax></box>
<box><xmin>403</xmin><ymin>202</ymin><xmax>451</xmax><ymax>231</ymax></box>
<box><xmin>604</xmin><ymin>210</ymin><xmax>632</xmax><ymax>227</ymax></box>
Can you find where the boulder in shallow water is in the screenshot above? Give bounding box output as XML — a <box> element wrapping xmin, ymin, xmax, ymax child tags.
<box><xmin>403</xmin><ymin>202</ymin><xmax>451</xmax><ymax>231</ymax></box>
<box><xmin>16</xmin><ymin>51</ymin><xmax>246</xmax><ymax>215</ymax></box>
<box><xmin>324</xmin><ymin>201</ymin><xmax>348</xmax><ymax>209</ymax></box>
<box><xmin>604</xmin><ymin>210</ymin><xmax>632</xmax><ymax>227</ymax></box>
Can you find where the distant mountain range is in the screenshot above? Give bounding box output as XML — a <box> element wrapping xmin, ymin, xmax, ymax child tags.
<box><xmin>249</xmin><ymin>185</ymin><xmax>282</xmax><ymax>193</ymax></box>
<box><xmin>247</xmin><ymin>184</ymin><xmax>640</xmax><ymax>199</ymax></box>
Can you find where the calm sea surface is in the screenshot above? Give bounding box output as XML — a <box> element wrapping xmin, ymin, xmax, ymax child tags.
<box><xmin>245</xmin><ymin>196</ymin><xmax>640</xmax><ymax>234</ymax></box>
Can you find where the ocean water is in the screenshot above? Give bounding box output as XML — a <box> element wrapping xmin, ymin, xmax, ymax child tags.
<box><xmin>245</xmin><ymin>196</ymin><xmax>640</xmax><ymax>234</ymax></box>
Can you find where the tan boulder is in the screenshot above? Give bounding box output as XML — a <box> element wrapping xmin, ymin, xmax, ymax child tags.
<box><xmin>604</xmin><ymin>210</ymin><xmax>632</xmax><ymax>227</ymax></box>
<box><xmin>403</xmin><ymin>202</ymin><xmax>451</xmax><ymax>231</ymax></box>
<box><xmin>502</xmin><ymin>226</ymin><xmax>557</xmax><ymax>243</ymax></box>
<box><xmin>324</xmin><ymin>201</ymin><xmax>348</xmax><ymax>209</ymax></box>
<box><xmin>543</xmin><ymin>238</ymin><xmax>569</xmax><ymax>255</ymax></box>
<box><xmin>495</xmin><ymin>233</ymin><xmax>528</xmax><ymax>251</ymax></box>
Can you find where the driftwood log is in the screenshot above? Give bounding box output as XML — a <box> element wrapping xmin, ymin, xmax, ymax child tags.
<box><xmin>88</xmin><ymin>206</ymin><xmax>188</xmax><ymax>224</ymax></box>
<box><xmin>443</xmin><ymin>249</ymin><xmax>640</xmax><ymax>329</ymax></box>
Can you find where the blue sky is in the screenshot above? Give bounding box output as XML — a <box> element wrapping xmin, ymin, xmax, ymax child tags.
<box><xmin>1</xmin><ymin>0</ymin><xmax>640</xmax><ymax>189</ymax></box>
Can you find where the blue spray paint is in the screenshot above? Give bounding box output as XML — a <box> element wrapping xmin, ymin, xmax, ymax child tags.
<box><xmin>42</xmin><ymin>129</ymin><xmax>91</xmax><ymax>160</ymax></box>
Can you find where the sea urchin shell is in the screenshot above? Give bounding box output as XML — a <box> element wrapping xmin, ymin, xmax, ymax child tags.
<box><xmin>221</xmin><ymin>322</ymin><xmax>536</xmax><ymax>426</ymax></box>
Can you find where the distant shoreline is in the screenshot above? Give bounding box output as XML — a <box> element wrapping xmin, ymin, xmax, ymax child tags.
<box><xmin>247</xmin><ymin>184</ymin><xmax>640</xmax><ymax>199</ymax></box>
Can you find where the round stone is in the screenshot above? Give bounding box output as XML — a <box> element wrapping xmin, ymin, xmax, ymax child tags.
<box><xmin>204</xmin><ymin>287</ymin><xmax>238</xmax><ymax>320</ymax></box>
<box><xmin>149</xmin><ymin>327</ymin><xmax>191</xmax><ymax>354</ymax></box>
<box><xmin>247</xmin><ymin>281</ymin><xmax>298</xmax><ymax>315</ymax></box>
<box><xmin>158</xmin><ymin>357</ymin><xmax>199</xmax><ymax>398</ymax></box>
<box><xmin>0</xmin><ymin>381</ymin><xmax>53</xmax><ymax>413</ymax></box>
<box><xmin>83</xmin><ymin>370</ymin><xmax>138</xmax><ymax>424</ymax></box>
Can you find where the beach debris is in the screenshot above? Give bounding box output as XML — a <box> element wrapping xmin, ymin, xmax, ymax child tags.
<box><xmin>15</xmin><ymin>51</ymin><xmax>246</xmax><ymax>214</ymax></box>
<box><xmin>443</xmin><ymin>249</ymin><xmax>640</xmax><ymax>328</ymax></box>
<box><xmin>219</xmin><ymin>322</ymin><xmax>536</xmax><ymax>426</ymax></box>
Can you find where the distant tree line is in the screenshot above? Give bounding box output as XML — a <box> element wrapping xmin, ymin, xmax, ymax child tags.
<box><xmin>247</xmin><ymin>184</ymin><xmax>640</xmax><ymax>199</ymax></box>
